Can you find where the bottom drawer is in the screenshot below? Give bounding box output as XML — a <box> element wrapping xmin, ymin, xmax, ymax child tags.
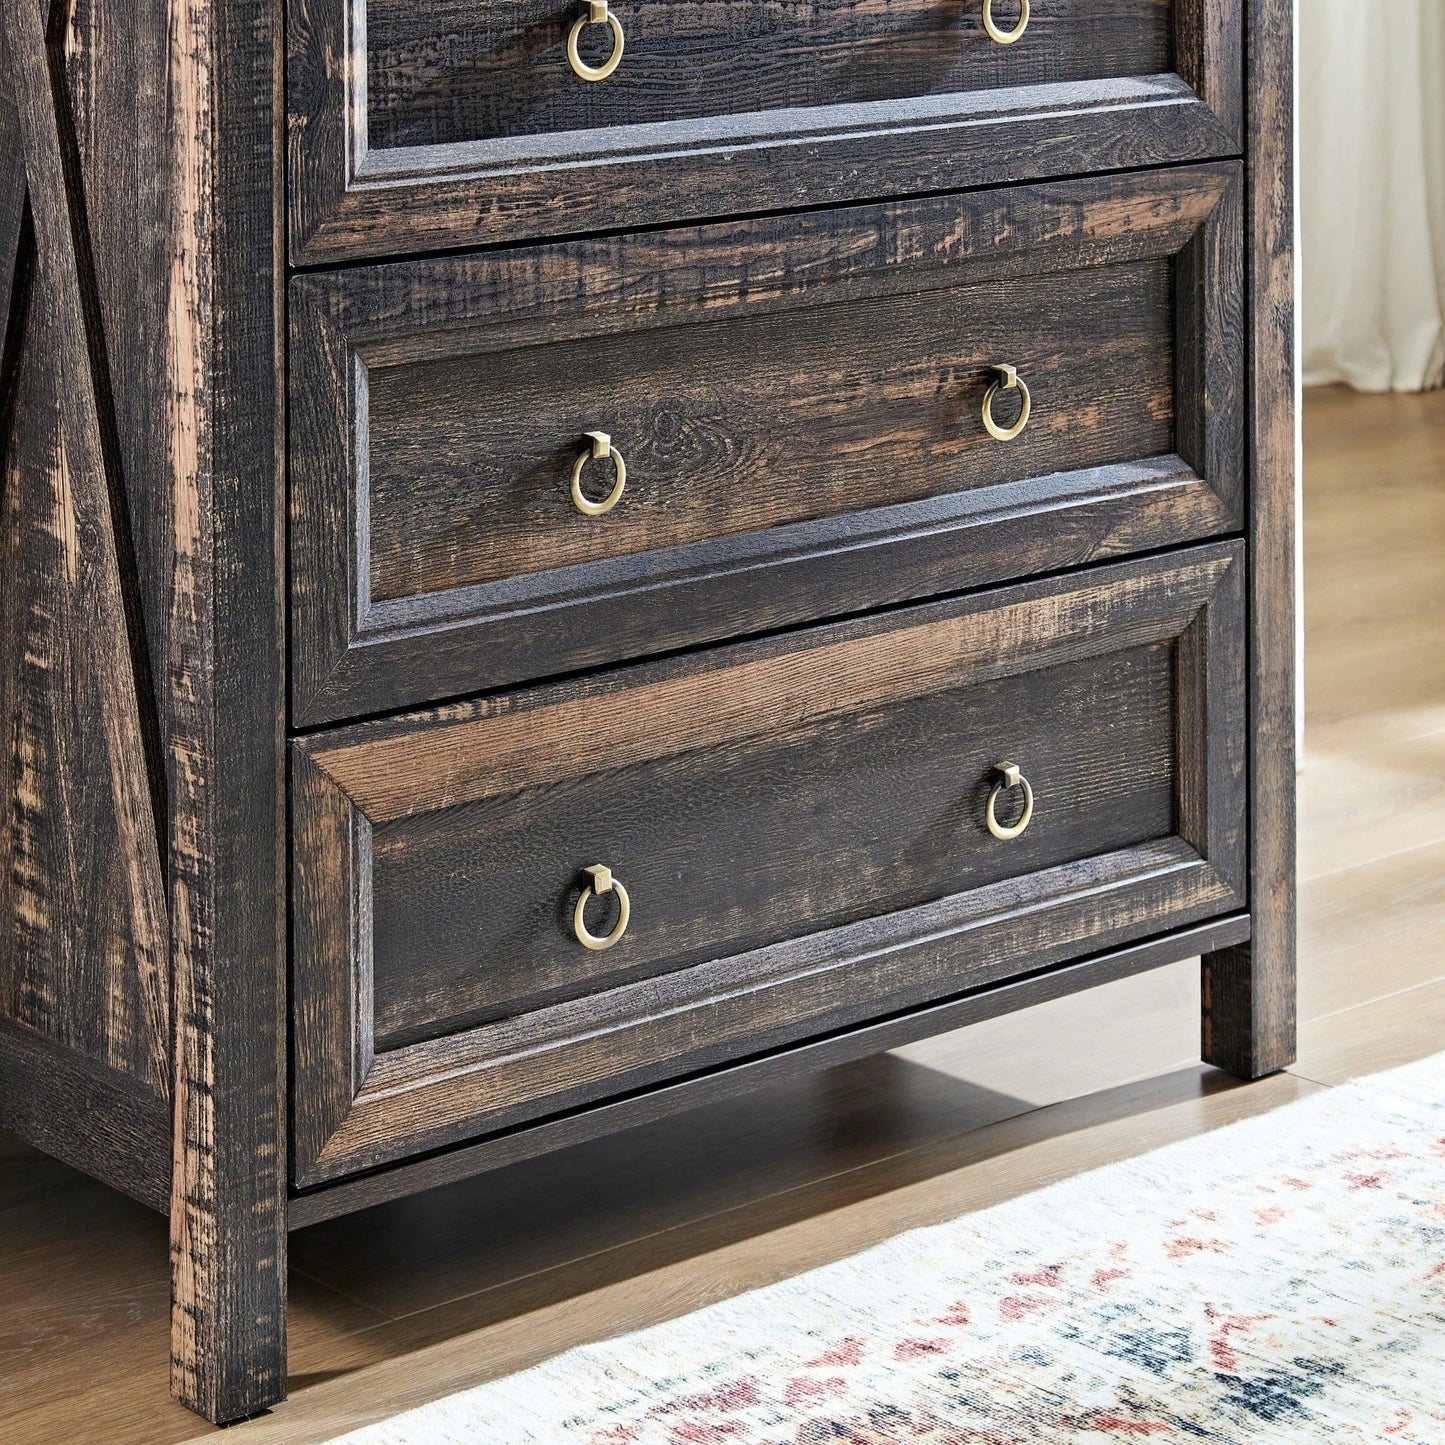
<box><xmin>291</xmin><ymin>543</ymin><xmax>1245</xmax><ymax>1186</ymax></box>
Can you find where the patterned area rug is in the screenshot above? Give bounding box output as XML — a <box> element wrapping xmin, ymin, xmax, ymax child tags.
<box><xmin>328</xmin><ymin>1054</ymin><xmax>1445</xmax><ymax>1443</ymax></box>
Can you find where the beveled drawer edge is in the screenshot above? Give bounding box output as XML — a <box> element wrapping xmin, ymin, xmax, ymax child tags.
<box><xmin>287</xmin><ymin>912</ymin><xmax>1251</xmax><ymax>1227</ymax></box>
<box><xmin>291</xmin><ymin>541</ymin><xmax>1247</xmax><ymax>1185</ymax></box>
<box><xmin>290</xmin><ymin>164</ymin><xmax>1244</xmax><ymax>724</ymax></box>
<box><xmin>291</xmin><ymin>54</ymin><xmax>1241</xmax><ymax>264</ymax></box>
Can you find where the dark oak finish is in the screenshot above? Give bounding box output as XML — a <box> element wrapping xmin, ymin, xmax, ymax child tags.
<box><xmin>288</xmin><ymin>0</ymin><xmax>1243</xmax><ymax>263</ymax></box>
<box><xmin>291</xmin><ymin>163</ymin><xmax>1244</xmax><ymax>723</ymax></box>
<box><xmin>1201</xmin><ymin>0</ymin><xmax>1296</xmax><ymax>1078</ymax></box>
<box><xmin>292</xmin><ymin>543</ymin><xmax>1246</xmax><ymax>1185</ymax></box>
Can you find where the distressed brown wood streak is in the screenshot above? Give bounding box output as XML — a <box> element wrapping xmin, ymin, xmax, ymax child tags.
<box><xmin>0</xmin><ymin>34</ymin><xmax>24</xmax><ymax>370</ymax></box>
<box><xmin>0</xmin><ymin>0</ymin><xmax>169</xmax><ymax>1111</ymax></box>
<box><xmin>61</xmin><ymin>0</ymin><xmax>178</xmax><ymax>767</ymax></box>
<box><xmin>164</xmin><ymin>0</ymin><xmax>288</xmax><ymax>1424</ymax></box>
<box><xmin>1201</xmin><ymin>0</ymin><xmax>1296</xmax><ymax>1078</ymax></box>
<box><xmin>288</xmin><ymin>0</ymin><xmax>1245</xmax><ymax>263</ymax></box>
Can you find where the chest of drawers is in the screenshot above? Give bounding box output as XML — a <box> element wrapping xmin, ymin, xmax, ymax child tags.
<box><xmin>0</xmin><ymin>0</ymin><xmax>1294</xmax><ymax>1422</ymax></box>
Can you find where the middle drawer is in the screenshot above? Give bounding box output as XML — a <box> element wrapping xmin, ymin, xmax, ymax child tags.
<box><xmin>290</xmin><ymin>164</ymin><xmax>1242</xmax><ymax>725</ymax></box>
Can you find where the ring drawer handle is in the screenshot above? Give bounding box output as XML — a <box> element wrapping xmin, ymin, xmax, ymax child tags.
<box><xmin>573</xmin><ymin>864</ymin><xmax>631</xmax><ymax>951</ymax></box>
<box><xmin>983</xmin><ymin>0</ymin><xmax>1029</xmax><ymax>45</ymax></box>
<box><xmin>570</xmin><ymin>431</ymin><xmax>628</xmax><ymax>516</ymax></box>
<box><xmin>568</xmin><ymin>0</ymin><xmax>625</xmax><ymax>81</ymax></box>
<box><xmin>987</xmin><ymin>761</ymin><xmax>1035</xmax><ymax>841</ymax></box>
<box><xmin>982</xmin><ymin>364</ymin><xmax>1032</xmax><ymax>442</ymax></box>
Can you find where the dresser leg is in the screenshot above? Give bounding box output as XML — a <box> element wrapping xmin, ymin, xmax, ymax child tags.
<box><xmin>168</xmin><ymin>1083</ymin><xmax>289</xmax><ymax>1423</ymax></box>
<box><xmin>1201</xmin><ymin>939</ymin><xmax>1297</xmax><ymax>1080</ymax></box>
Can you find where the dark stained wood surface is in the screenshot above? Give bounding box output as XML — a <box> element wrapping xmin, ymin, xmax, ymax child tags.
<box><xmin>291</xmin><ymin>162</ymin><xmax>1244</xmax><ymax>724</ymax></box>
<box><xmin>0</xmin><ymin>1</ymin><xmax>170</xmax><ymax>1107</ymax></box>
<box><xmin>0</xmin><ymin>1018</ymin><xmax>171</xmax><ymax>1214</ymax></box>
<box><xmin>288</xmin><ymin>0</ymin><xmax>1243</xmax><ymax>262</ymax></box>
<box><xmin>0</xmin><ymin>38</ymin><xmax>23</xmax><ymax>374</ymax></box>
<box><xmin>366</xmin><ymin>262</ymin><xmax>1175</xmax><ymax>602</ymax></box>
<box><xmin>369</xmin><ymin>641</ymin><xmax>1178</xmax><ymax>1048</ymax></box>
<box><xmin>364</xmin><ymin>0</ymin><xmax>1173</xmax><ymax>150</ymax></box>
<box><xmin>1201</xmin><ymin>0</ymin><xmax>1296</xmax><ymax>1079</ymax></box>
<box><xmin>162</xmin><ymin>0</ymin><xmax>290</xmax><ymax>1424</ymax></box>
<box><xmin>290</xmin><ymin>542</ymin><xmax>1247</xmax><ymax>1184</ymax></box>
<box><xmin>289</xmin><ymin>911</ymin><xmax>1252</xmax><ymax>1227</ymax></box>
<box><xmin>61</xmin><ymin>0</ymin><xmax>181</xmax><ymax>776</ymax></box>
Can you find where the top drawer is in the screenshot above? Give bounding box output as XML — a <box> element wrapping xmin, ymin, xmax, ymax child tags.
<box><xmin>287</xmin><ymin>0</ymin><xmax>1242</xmax><ymax>263</ymax></box>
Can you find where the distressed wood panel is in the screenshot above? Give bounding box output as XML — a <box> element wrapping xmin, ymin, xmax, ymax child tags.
<box><xmin>61</xmin><ymin>0</ymin><xmax>176</xmax><ymax>779</ymax></box>
<box><xmin>0</xmin><ymin>1</ymin><xmax>169</xmax><ymax>1101</ymax></box>
<box><xmin>161</xmin><ymin>0</ymin><xmax>288</xmax><ymax>1426</ymax></box>
<box><xmin>364</xmin><ymin>0</ymin><xmax>1174</xmax><ymax>150</ymax></box>
<box><xmin>288</xmin><ymin>0</ymin><xmax>1243</xmax><ymax>262</ymax></box>
<box><xmin>291</xmin><ymin>543</ymin><xmax>1247</xmax><ymax>1184</ymax></box>
<box><xmin>365</xmin><ymin>262</ymin><xmax>1175</xmax><ymax>603</ymax></box>
<box><xmin>1201</xmin><ymin>0</ymin><xmax>1296</xmax><ymax>1079</ymax></box>
<box><xmin>291</xmin><ymin>162</ymin><xmax>1244</xmax><ymax>723</ymax></box>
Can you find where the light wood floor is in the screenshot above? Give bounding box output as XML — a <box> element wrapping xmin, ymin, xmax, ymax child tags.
<box><xmin>3</xmin><ymin>386</ymin><xmax>1443</xmax><ymax>1444</ymax></box>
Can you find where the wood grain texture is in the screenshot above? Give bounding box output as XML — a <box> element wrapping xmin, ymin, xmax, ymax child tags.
<box><xmin>288</xmin><ymin>0</ymin><xmax>1243</xmax><ymax>263</ymax></box>
<box><xmin>162</xmin><ymin>0</ymin><xmax>289</xmax><ymax>1424</ymax></box>
<box><xmin>290</xmin><ymin>912</ymin><xmax>1251</xmax><ymax>1228</ymax></box>
<box><xmin>290</xmin><ymin>163</ymin><xmax>1244</xmax><ymax>724</ymax></box>
<box><xmin>362</xmin><ymin>0</ymin><xmax>1173</xmax><ymax>150</ymax></box>
<box><xmin>1201</xmin><ymin>0</ymin><xmax>1295</xmax><ymax>1080</ymax></box>
<box><xmin>0</xmin><ymin>34</ymin><xmax>23</xmax><ymax>374</ymax></box>
<box><xmin>0</xmin><ymin>2</ymin><xmax>170</xmax><ymax>1110</ymax></box>
<box><xmin>291</xmin><ymin>543</ymin><xmax>1246</xmax><ymax>1185</ymax></box>
<box><xmin>61</xmin><ymin>0</ymin><xmax>180</xmax><ymax>770</ymax></box>
<box><xmin>0</xmin><ymin>1018</ymin><xmax>171</xmax><ymax>1214</ymax></box>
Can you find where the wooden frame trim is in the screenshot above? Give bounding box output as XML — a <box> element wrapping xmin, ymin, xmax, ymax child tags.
<box><xmin>290</xmin><ymin>164</ymin><xmax>1245</xmax><ymax>725</ymax></box>
<box><xmin>0</xmin><ymin>1019</ymin><xmax>171</xmax><ymax>1214</ymax></box>
<box><xmin>1201</xmin><ymin>0</ymin><xmax>1296</xmax><ymax>1078</ymax></box>
<box><xmin>292</xmin><ymin>542</ymin><xmax>1247</xmax><ymax>1186</ymax></box>
<box><xmin>287</xmin><ymin>1</ymin><xmax>1244</xmax><ymax>264</ymax></box>
<box><xmin>289</xmin><ymin>911</ymin><xmax>1252</xmax><ymax>1228</ymax></box>
<box><xmin>164</xmin><ymin>0</ymin><xmax>289</xmax><ymax>1424</ymax></box>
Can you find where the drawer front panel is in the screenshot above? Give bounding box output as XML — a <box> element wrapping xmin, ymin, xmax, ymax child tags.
<box><xmin>364</xmin><ymin>0</ymin><xmax>1170</xmax><ymax>150</ymax></box>
<box><xmin>291</xmin><ymin>544</ymin><xmax>1246</xmax><ymax>1185</ymax></box>
<box><xmin>289</xmin><ymin>0</ymin><xmax>1242</xmax><ymax>262</ymax></box>
<box><xmin>291</xmin><ymin>165</ymin><xmax>1243</xmax><ymax>724</ymax></box>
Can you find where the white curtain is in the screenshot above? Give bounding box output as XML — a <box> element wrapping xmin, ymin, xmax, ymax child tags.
<box><xmin>1301</xmin><ymin>1</ymin><xmax>1445</xmax><ymax>392</ymax></box>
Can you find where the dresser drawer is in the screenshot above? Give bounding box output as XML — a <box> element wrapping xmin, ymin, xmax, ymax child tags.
<box><xmin>288</xmin><ymin>0</ymin><xmax>1242</xmax><ymax>262</ymax></box>
<box><xmin>290</xmin><ymin>165</ymin><xmax>1242</xmax><ymax>724</ymax></box>
<box><xmin>291</xmin><ymin>543</ymin><xmax>1245</xmax><ymax>1185</ymax></box>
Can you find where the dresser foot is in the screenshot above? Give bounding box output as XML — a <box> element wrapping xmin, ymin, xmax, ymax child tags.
<box><xmin>1201</xmin><ymin>940</ymin><xmax>1297</xmax><ymax>1080</ymax></box>
<box><xmin>169</xmin><ymin>1207</ymin><xmax>288</xmax><ymax>1424</ymax></box>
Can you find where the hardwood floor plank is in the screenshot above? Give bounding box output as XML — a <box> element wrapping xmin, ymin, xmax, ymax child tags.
<box><xmin>1293</xmin><ymin>978</ymin><xmax>1445</xmax><ymax>1087</ymax></box>
<box><xmin>1297</xmin><ymin>838</ymin><xmax>1445</xmax><ymax>1020</ymax></box>
<box><xmin>1298</xmin><ymin>731</ymin><xmax>1445</xmax><ymax>883</ymax></box>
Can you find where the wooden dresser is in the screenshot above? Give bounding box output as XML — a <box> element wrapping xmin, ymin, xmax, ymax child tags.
<box><xmin>0</xmin><ymin>0</ymin><xmax>1294</xmax><ymax>1422</ymax></box>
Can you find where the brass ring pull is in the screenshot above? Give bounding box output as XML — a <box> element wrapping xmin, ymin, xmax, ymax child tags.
<box><xmin>982</xmin><ymin>0</ymin><xmax>1030</xmax><ymax>45</ymax></box>
<box><xmin>987</xmin><ymin>761</ymin><xmax>1035</xmax><ymax>841</ymax></box>
<box><xmin>573</xmin><ymin>864</ymin><xmax>631</xmax><ymax>951</ymax></box>
<box><xmin>982</xmin><ymin>364</ymin><xmax>1032</xmax><ymax>442</ymax></box>
<box><xmin>570</xmin><ymin>431</ymin><xmax>627</xmax><ymax>516</ymax></box>
<box><xmin>567</xmin><ymin>0</ymin><xmax>625</xmax><ymax>81</ymax></box>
